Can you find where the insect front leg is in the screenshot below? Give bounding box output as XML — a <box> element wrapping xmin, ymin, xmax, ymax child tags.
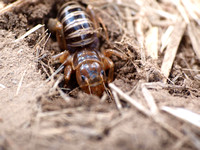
<box><xmin>53</xmin><ymin>51</ymin><xmax>73</xmax><ymax>84</ymax></box>
<box><xmin>48</xmin><ymin>18</ymin><xmax>67</xmax><ymax>50</ymax></box>
<box><xmin>102</xmin><ymin>56</ymin><xmax>114</xmax><ymax>83</ymax></box>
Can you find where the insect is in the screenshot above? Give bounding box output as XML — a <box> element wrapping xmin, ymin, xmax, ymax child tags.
<box><xmin>48</xmin><ymin>1</ymin><xmax>126</xmax><ymax>96</ymax></box>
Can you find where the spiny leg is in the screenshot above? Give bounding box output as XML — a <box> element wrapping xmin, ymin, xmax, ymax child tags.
<box><xmin>48</xmin><ymin>18</ymin><xmax>67</xmax><ymax>50</ymax></box>
<box><xmin>102</xmin><ymin>56</ymin><xmax>114</xmax><ymax>83</ymax></box>
<box><xmin>59</xmin><ymin>51</ymin><xmax>70</xmax><ymax>65</ymax></box>
<box><xmin>96</xmin><ymin>16</ymin><xmax>109</xmax><ymax>41</ymax></box>
<box><xmin>86</xmin><ymin>5</ymin><xmax>109</xmax><ymax>41</ymax></box>
<box><xmin>103</xmin><ymin>49</ymin><xmax>127</xmax><ymax>60</ymax></box>
<box><xmin>64</xmin><ymin>65</ymin><xmax>72</xmax><ymax>84</ymax></box>
<box><xmin>51</xmin><ymin>50</ymin><xmax>70</xmax><ymax>66</ymax></box>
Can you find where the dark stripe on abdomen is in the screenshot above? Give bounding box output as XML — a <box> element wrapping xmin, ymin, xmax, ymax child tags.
<box><xmin>58</xmin><ymin>2</ymin><xmax>95</xmax><ymax>48</ymax></box>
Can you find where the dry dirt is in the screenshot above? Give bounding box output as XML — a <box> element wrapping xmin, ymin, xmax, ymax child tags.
<box><xmin>0</xmin><ymin>0</ymin><xmax>200</xmax><ymax>150</ymax></box>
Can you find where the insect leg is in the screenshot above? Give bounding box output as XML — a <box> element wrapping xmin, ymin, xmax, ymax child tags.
<box><xmin>96</xmin><ymin>16</ymin><xmax>109</xmax><ymax>41</ymax></box>
<box><xmin>86</xmin><ymin>5</ymin><xmax>109</xmax><ymax>41</ymax></box>
<box><xmin>64</xmin><ymin>65</ymin><xmax>72</xmax><ymax>84</ymax></box>
<box><xmin>48</xmin><ymin>18</ymin><xmax>67</xmax><ymax>50</ymax></box>
<box><xmin>86</xmin><ymin>5</ymin><xmax>99</xmax><ymax>32</ymax></box>
<box><xmin>102</xmin><ymin>56</ymin><xmax>114</xmax><ymax>83</ymax></box>
<box><xmin>103</xmin><ymin>49</ymin><xmax>127</xmax><ymax>60</ymax></box>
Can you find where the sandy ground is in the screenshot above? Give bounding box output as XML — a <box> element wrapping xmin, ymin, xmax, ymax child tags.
<box><xmin>0</xmin><ymin>0</ymin><xmax>200</xmax><ymax>150</ymax></box>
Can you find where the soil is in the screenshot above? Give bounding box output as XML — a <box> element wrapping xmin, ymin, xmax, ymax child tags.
<box><xmin>0</xmin><ymin>0</ymin><xmax>200</xmax><ymax>150</ymax></box>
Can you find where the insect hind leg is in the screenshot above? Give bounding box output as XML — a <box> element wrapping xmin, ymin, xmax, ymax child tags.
<box><xmin>86</xmin><ymin>5</ymin><xmax>109</xmax><ymax>41</ymax></box>
<box><xmin>48</xmin><ymin>18</ymin><xmax>67</xmax><ymax>50</ymax></box>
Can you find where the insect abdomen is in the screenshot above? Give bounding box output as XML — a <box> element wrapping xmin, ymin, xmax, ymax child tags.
<box><xmin>58</xmin><ymin>2</ymin><xmax>95</xmax><ymax>48</ymax></box>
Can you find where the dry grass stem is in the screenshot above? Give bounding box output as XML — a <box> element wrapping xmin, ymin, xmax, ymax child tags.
<box><xmin>162</xmin><ymin>106</ymin><xmax>200</xmax><ymax>129</ymax></box>
<box><xmin>58</xmin><ymin>88</ymin><xmax>70</xmax><ymax>103</ymax></box>
<box><xmin>112</xmin><ymin>90</ymin><xmax>122</xmax><ymax>111</ymax></box>
<box><xmin>145</xmin><ymin>27</ymin><xmax>158</xmax><ymax>59</ymax></box>
<box><xmin>109</xmin><ymin>83</ymin><xmax>150</xmax><ymax>116</ymax></box>
<box><xmin>45</xmin><ymin>65</ymin><xmax>64</xmax><ymax>82</ymax></box>
<box><xmin>181</xmin><ymin>0</ymin><xmax>200</xmax><ymax>24</ymax></box>
<box><xmin>0</xmin><ymin>0</ymin><xmax>31</xmax><ymax>15</ymax></box>
<box><xmin>39</xmin><ymin>127</ymin><xmax>67</xmax><ymax>136</ymax></box>
<box><xmin>160</xmin><ymin>26</ymin><xmax>174</xmax><ymax>53</ymax></box>
<box><xmin>0</xmin><ymin>2</ymin><xmax>5</xmax><ymax>10</ymax></box>
<box><xmin>16</xmin><ymin>70</ymin><xmax>26</xmax><ymax>96</ymax></box>
<box><xmin>15</xmin><ymin>24</ymin><xmax>44</xmax><ymax>42</ymax></box>
<box><xmin>183</xmin><ymin>128</ymin><xmax>200</xmax><ymax>150</ymax></box>
<box><xmin>171</xmin><ymin>0</ymin><xmax>190</xmax><ymax>23</ymax></box>
<box><xmin>141</xmin><ymin>84</ymin><xmax>158</xmax><ymax>114</ymax></box>
<box><xmin>109</xmin><ymin>83</ymin><xmax>185</xmax><ymax>139</ymax></box>
<box><xmin>0</xmin><ymin>84</ymin><xmax>6</xmax><ymax>89</ymax></box>
<box><xmin>161</xmin><ymin>20</ymin><xmax>186</xmax><ymax>82</ymax></box>
<box><xmin>187</xmin><ymin>22</ymin><xmax>200</xmax><ymax>60</ymax></box>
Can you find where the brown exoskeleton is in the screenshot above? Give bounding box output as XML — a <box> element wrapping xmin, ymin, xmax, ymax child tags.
<box><xmin>48</xmin><ymin>1</ymin><xmax>126</xmax><ymax>96</ymax></box>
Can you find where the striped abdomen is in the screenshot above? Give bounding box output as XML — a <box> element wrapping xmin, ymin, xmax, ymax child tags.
<box><xmin>58</xmin><ymin>2</ymin><xmax>95</xmax><ymax>48</ymax></box>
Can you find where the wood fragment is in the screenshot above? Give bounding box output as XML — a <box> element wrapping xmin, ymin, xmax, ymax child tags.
<box><xmin>145</xmin><ymin>27</ymin><xmax>158</xmax><ymax>59</ymax></box>
<box><xmin>161</xmin><ymin>20</ymin><xmax>186</xmax><ymax>82</ymax></box>
<box><xmin>187</xmin><ymin>22</ymin><xmax>200</xmax><ymax>60</ymax></box>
